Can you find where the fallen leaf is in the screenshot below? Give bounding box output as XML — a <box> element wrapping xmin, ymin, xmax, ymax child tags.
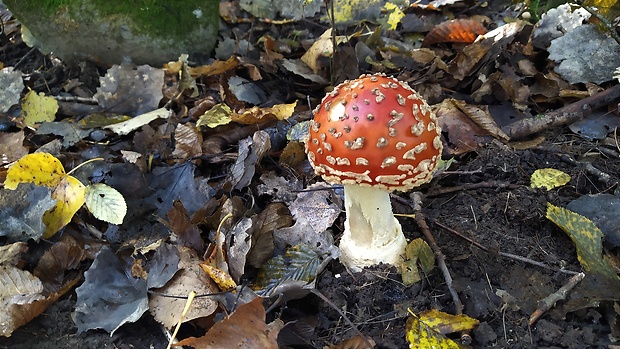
<box><xmin>73</xmin><ymin>247</ymin><xmax>148</xmax><ymax>335</ymax></box>
<box><xmin>301</xmin><ymin>29</ymin><xmax>349</xmax><ymax>73</ymax></box>
<box><xmin>149</xmin><ymin>247</ymin><xmax>218</xmax><ymax>328</ymax></box>
<box><xmin>419</xmin><ymin>309</ymin><xmax>480</xmax><ymax>334</ymax></box>
<box><xmin>0</xmin><ymin>67</ymin><xmax>24</xmax><ymax>113</ymax></box>
<box><xmin>423</xmin><ymin>19</ymin><xmax>488</xmax><ymax>46</ymax></box>
<box><xmin>175</xmin><ymin>298</ymin><xmax>282</xmax><ymax>349</ymax></box>
<box><xmin>21</xmin><ymin>89</ymin><xmax>58</xmax><ymax>127</ymax></box>
<box><xmin>530</xmin><ymin>168</ymin><xmax>571</xmax><ymax>191</ymax></box>
<box><xmin>84</xmin><ymin>183</ymin><xmax>127</xmax><ymax>225</ymax></box>
<box><xmin>0</xmin><ymin>184</ymin><xmax>56</xmax><ymax>242</ymax></box>
<box><xmin>171</xmin><ymin>123</ymin><xmax>203</xmax><ymax>159</ymax></box>
<box><xmin>401</xmin><ymin>238</ymin><xmax>435</xmax><ymax>286</ymax></box>
<box><xmin>196</xmin><ymin>103</ymin><xmax>233</xmax><ymax>128</ymax></box>
<box><xmin>231</xmin><ymin>101</ymin><xmax>297</xmax><ymax>124</ymax></box>
<box><xmin>252</xmin><ymin>244</ymin><xmax>320</xmax><ymax>297</ymax></box>
<box><xmin>546</xmin><ymin>203</ymin><xmax>620</xmax><ymax>281</ymax></box>
<box><xmin>94</xmin><ymin>64</ymin><xmax>164</xmax><ymax>116</ymax></box>
<box><xmin>406</xmin><ymin>312</ymin><xmax>468</xmax><ymax>349</ymax></box>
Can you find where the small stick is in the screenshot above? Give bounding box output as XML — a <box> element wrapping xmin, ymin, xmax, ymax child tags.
<box><xmin>528</xmin><ymin>272</ymin><xmax>585</xmax><ymax>326</ymax></box>
<box><xmin>434</xmin><ymin>220</ymin><xmax>580</xmax><ymax>276</ymax></box>
<box><xmin>410</xmin><ymin>192</ymin><xmax>463</xmax><ymax>316</ymax></box>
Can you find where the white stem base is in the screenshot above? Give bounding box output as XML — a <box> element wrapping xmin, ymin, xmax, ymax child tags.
<box><xmin>338</xmin><ymin>185</ymin><xmax>407</xmax><ymax>272</ymax></box>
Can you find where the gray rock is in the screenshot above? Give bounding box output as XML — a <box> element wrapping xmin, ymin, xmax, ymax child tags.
<box><xmin>5</xmin><ymin>0</ymin><xmax>219</xmax><ymax>66</ymax></box>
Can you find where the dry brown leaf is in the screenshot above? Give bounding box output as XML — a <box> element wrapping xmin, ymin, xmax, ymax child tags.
<box><xmin>0</xmin><ymin>242</ymin><xmax>28</xmax><ymax>266</ymax></box>
<box><xmin>149</xmin><ymin>247</ymin><xmax>218</xmax><ymax>328</ymax></box>
<box><xmin>423</xmin><ymin>19</ymin><xmax>487</xmax><ymax>46</ymax></box>
<box><xmin>174</xmin><ymin>298</ymin><xmax>283</xmax><ymax>349</ymax></box>
<box><xmin>435</xmin><ymin>99</ymin><xmax>490</xmax><ymax>154</ymax></box>
<box><xmin>452</xmin><ymin>99</ymin><xmax>509</xmax><ymax>141</ymax></box>
<box><xmin>188</xmin><ymin>56</ymin><xmax>239</xmax><ymax>77</ymax></box>
<box><xmin>172</xmin><ymin>123</ymin><xmax>203</xmax><ymax>160</ymax></box>
<box><xmin>327</xmin><ymin>335</ymin><xmax>376</xmax><ymax>349</ymax></box>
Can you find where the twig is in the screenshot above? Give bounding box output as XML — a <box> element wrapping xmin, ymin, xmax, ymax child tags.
<box><xmin>409</xmin><ymin>192</ymin><xmax>463</xmax><ymax>315</ymax></box>
<box><xmin>557</xmin><ymin>153</ymin><xmax>616</xmax><ymax>186</ymax></box>
<box><xmin>310</xmin><ymin>288</ymin><xmax>375</xmax><ymax>348</ymax></box>
<box><xmin>434</xmin><ymin>220</ymin><xmax>580</xmax><ymax>276</ymax></box>
<box><xmin>528</xmin><ymin>272</ymin><xmax>585</xmax><ymax>326</ymax></box>
<box><xmin>503</xmin><ymin>84</ymin><xmax>620</xmax><ymax>140</ymax></box>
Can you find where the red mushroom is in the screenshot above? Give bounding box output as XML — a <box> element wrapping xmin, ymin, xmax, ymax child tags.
<box><xmin>305</xmin><ymin>73</ymin><xmax>442</xmax><ymax>271</ymax></box>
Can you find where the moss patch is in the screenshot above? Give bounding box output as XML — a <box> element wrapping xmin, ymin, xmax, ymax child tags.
<box><xmin>5</xmin><ymin>0</ymin><xmax>218</xmax><ymax>39</ymax></box>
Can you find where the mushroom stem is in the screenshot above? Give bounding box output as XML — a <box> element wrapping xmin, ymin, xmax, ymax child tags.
<box><xmin>339</xmin><ymin>184</ymin><xmax>407</xmax><ymax>271</ymax></box>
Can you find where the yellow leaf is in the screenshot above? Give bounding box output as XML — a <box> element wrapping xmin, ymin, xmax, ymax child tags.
<box><xmin>231</xmin><ymin>101</ymin><xmax>297</xmax><ymax>125</ymax></box>
<box><xmin>21</xmin><ymin>89</ymin><xmax>58</xmax><ymax>127</ymax></box>
<box><xmin>531</xmin><ymin>168</ymin><xmax>570</xmax><ymax>190</ymax></box>
<box><xmin>301</xmin><ymin>29</ymin><xmax>349</xmax><ymax>73</ymax></box>
<box><xmin>196</xmin><ymin>103</ymin><xmax>232</xmax><ymax>128</ymax></box>
<box><xmin>419</xmin><ymin>309</ymin><xmax>480</xmax><ymax>335</ymax></box>
<box><xmin>5</xmin><ymin>153</ymin><xmax>65</xmax><ymax>190</ymax></box>
<box><xmin>406</xmin><ymin>313</ymin><xmax>466</xmax><ymax>349</ymax></box>
<box><xmin>546</xmin><ymin>203</ymin><xmax>619</xmax><ymax>281</ymax></box>
<box><xmin>42</xmin><ymin>176</ymin><xmax>86</xmax><ymax>238</ymax></box>
<box><xmin>199</xmin><ymin>263</ymin><xmax>237</xmax><ymax>291</ymax></box>
<box><xmin>383</xmin><ymin>3</ymin><xmax>405</xmax><ymax>30</ymax></box>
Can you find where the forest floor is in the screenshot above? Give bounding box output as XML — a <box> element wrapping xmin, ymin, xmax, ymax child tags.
<box><xmin>0</xmin><ymin>0</ymin><xmax>619</xmax><ymax>348</ymax></box>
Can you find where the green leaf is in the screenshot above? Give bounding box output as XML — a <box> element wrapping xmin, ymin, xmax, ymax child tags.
<box><xmin>546</xmin><ymin>203</ymin><xmax>619</xmax><ymax>281</ymax></box>
<box><xmin>84</xmin><ymin>183</ymin><xmax>127</xmax><ymax>225</ymax></box>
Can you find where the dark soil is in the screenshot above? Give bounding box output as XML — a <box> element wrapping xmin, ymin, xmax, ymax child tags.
<box><xmin>1</xmin><ymin>1</ymin><xmax>619</xmax><ymax>349</ymax></box>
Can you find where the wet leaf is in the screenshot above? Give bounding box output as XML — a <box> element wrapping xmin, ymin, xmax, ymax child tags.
<box><xmin>567</xmin><ymin>193</ymin><xmax>620</xmax><ymax>247</ymax></box>
<box><xmin>546</xmin><ymin>203</ymin><xmax>619</xmax><ymax>281</ymax></box>
<box><xmin>0</xmin><ymin>184</ymin><xmax>55</xmax><ymax>242</ymax></box>
<box><xmin>530</xmin><ymin>168</ymin><xmax>571</xmax><ymax>191</ymax></box>
<box><xmin>94</xmin><ymin>64</ymin><xmax>164</xmax><ymax>116</ymax></box>
<box><xmin>84</xmin><ymin>183</ymin><xmax>127</xmax><ymax>225</ymax></box>
<box><xmin>146</xmin><ymin>242</ymin><xmax>180</xmax><ymax>290</ymax></box>
<box><xmin>174</xmin><ymin>298</ymin><xmax>283</xmax><ymax>349</ymax></box>
<box><xmin>37</xmin><ymin>121</ymin><xmax>91</xmax><ymax>148</ymax></box>
<box><xmin>0</xmin><ymin>67</ymin><xmax>24</xmax><ymax>113</ymax></box>
<box><xmin>21</xmin><ymin>89</ymin><xmax>58</xmax><ymax>127</ymax></box>
<box><xmin>73</xmin><ymin>247</ymin><xmax>148</xmax><ymax>335</ymax></box>
<box><xmin>228</xmin><ymin>76</ymin><xmax>267</xmax><ymax>105</ymax></box>
<box><xmin>252</xmin><ymin>244</ymin><xmax>320</xmax><ymax>297</ymax></box>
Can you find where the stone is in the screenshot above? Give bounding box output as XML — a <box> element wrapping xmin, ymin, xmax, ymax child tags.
<box><xmin>5</xmin><ymin>0</ymin><xmax>219</xmax><ymax>66</ymax></box>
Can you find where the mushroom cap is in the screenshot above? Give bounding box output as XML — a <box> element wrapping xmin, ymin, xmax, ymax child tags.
<box><xmin>306</xmin><ymin>73</ymin><xmax>443</xmax><ymax>191</ymax></box>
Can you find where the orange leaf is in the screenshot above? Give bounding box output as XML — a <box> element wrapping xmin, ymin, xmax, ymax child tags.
<box><xmin>174</xmin><ymin>298</ymin><xmax>283</xmax><ymax>349</ymax></box>
<box><xmin>423</xmin><ymin>19</ymin><xmax>487</xmax><ymax>46</ymax></box>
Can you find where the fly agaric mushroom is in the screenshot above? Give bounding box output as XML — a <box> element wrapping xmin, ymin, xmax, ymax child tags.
<box><xmin>305</xmin><ymin>73</ymin><xmax>443</xmax><ymax>271</ymax></box>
